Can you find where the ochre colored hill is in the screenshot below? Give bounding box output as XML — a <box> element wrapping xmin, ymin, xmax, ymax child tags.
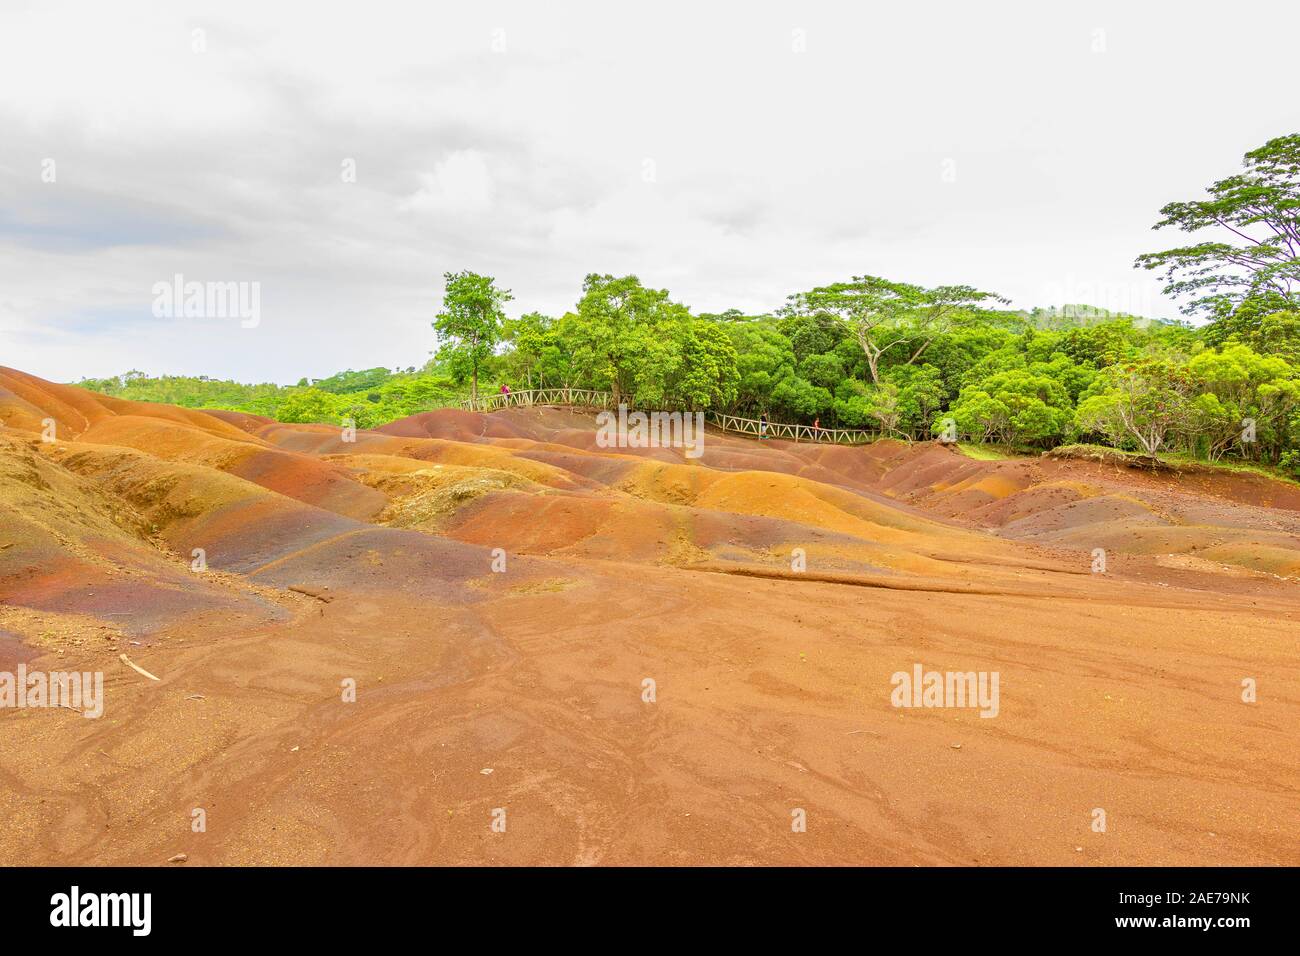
<box><xmin>2</xmin><ymin>371</ymin><xmax>1297</xmax><ymax>866</ymax></box>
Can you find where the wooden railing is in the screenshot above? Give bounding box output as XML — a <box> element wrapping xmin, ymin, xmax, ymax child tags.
<box><xmin>705</xmin><ymin>412</ymin><xmax>878</xmax><ymax>446</ymax></box>
<box><xmin>460</xmin><ymin>389</ymin><xmax>880</xmax><ymax>446</ymax></box>
<box><xmin>462</xmin><ymin>388</ymin><xmax>619</xmax><ymax>412</ymax></box>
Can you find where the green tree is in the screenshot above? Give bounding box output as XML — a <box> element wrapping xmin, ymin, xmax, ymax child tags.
<box><xmin>1076</xmin><ymin>360</ymin><xmax>1195</xmax><ymax>455</ymax></box>
<box><xmin>770</xmin><ymin>376</ymin><xmax>831</xmax><ymax>419</ymax></box>
<box><xmin>1245</xmin><ymin>310</ymin><xmax>1300</xmax><ymax>364</ymax></box>
<box><xmin>886</xmin><ymin>364</ymin><xmax>948</xmax><ymax>439</ymax></box>
<box><xmin>946</xmin><ymin>369</ymin><xmax>1071</xmax><ymax>446</ymax></box>
<box><xmin>568</xmin><ymin>274</ymin><xmax>690</xmax><ymax>404</ymax></box>
<box><xmin>726</xmin><ymin>322</ymin><xmax>799</xmax><ymax>414</ymax></box>
<box><xmin>1056</xmin><ymin>319</ymin><xmax>1140</xmax><ymax>367</ymax></box>
<box><xmin>313</xmin><ymin>368</ymin><xmax>394</xmax><ymax>394</ymax></box>
<box><xmin>1186</xmin><ymin>343</ymin><xmax>1300</xmax><ymax>460</ymax></box>
<box><xmin>800</xmin><ymin>352</ymin><xmax>847</xmax><ymax>391</ymax></box>
<box><xmin>664</xmin><ymin>319</ymin><xmax>740</xmax><ymax>410</ymax></box>
<box><xmin>940</xmin><ymin>389</ymin><xmax>1007</xmax><ymax>444</ymax></box>
<box><xmin>433</xmin><ymin>270</ymin><xmax>513</xmax><ymax>406</ymax></box>
<box><xmin>784</xmin><ymin>276</ymin><xmax>1003</xmax><ymax>384</ymax></box>
<box><xmin>503</xmin><ymin>311</ymin><xmax>559</xmax><ymax>389</ymax></box>
<box><xmin>782</xmin><ymin>312</ymin><xmax>845</xmax><ymax>364</ymax></box>
<box><xmin>277</xmin><ymin>388</ymin><xmax>345</xmax><ymax>425</ymax></box>
<box><xmin>1136</xmin><ymin>134</ymin><xmax>1300</xmax><ymax>329</ymax></box>
<box><xmin>1028</xmin><ymin>352</ymin><xmax>1098</xmax><ymax>404</ymax></box>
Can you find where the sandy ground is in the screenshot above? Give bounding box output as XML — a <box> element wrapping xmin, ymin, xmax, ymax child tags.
<box><xmin>1</xmin><ymin>366</ymin><xmax>1297</xmax><ymax>865</ymax></box>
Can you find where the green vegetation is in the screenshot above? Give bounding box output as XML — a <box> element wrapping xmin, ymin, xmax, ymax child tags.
<box><xmin>1135</xmin><ymin>133</ymin><xmax>1300</xmax><ymax>336</ymax></box>
<box><xmin>432</xmin><ymin>270</ymin><xmax>512</xmax><ymax>407</ymax></box>
<box><xmin>77</xmin><ymin>365</ymin><xmax>464</xmax><ymax>429</ymax></box>
<box><xmin>955</xmin><ymin>443</ymin><xmax>1010</xmax><ymax>461</ymax></box>
<box><xmin>78</xmin><ymin>134</ymin><xmax>1300</xmax><ymax>477</ymax></box>
<box><xmin>486</xmin><ymin>274</ymin><xmax>1299</xmax><ymax>472</ymax></box>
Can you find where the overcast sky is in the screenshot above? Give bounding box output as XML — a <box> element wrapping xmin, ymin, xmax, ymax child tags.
<box><xmin>1</xmin><ymin>0</ymin><xmax>1297</xmax><ymax>384</ymax></box>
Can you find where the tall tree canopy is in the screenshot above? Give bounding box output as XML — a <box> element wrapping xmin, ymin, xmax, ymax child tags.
<box><xmin>783</xmin><ymin>276</ymin><xmax>1004</xmax><ymax>384</ymax></box>
<box><xmin>1136</xmin><ymin>134</ymin><xmax>1300</xmax><ymax>334</ymax></box>
<box><xmin>433</xmin><ymin>270</ymin><xmax>513</xmax><ymax>405</ymax></box>
<box><xmin>567</xmin><ymin>274</ymin><xmax>691</xmax><ymax>403</ymax></box>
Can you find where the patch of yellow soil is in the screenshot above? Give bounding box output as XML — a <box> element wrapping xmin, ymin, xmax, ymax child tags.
<box><xmin>362</xmin><ymin>463</ymin><xmax>539</xmax><ymax>530</ymax></box>
<box><xmin>0</xmin><ymin>604</ymin><xmax>125</xmax><ymax>652</ymax></box>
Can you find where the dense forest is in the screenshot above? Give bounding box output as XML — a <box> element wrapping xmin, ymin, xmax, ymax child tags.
<box><xmin>81</xmin><ymin>134</ymin><xmax>1300</xmax><ymax>475</ymax></box>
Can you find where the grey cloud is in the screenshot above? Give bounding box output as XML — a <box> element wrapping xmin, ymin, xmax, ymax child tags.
<box><xmin>0</xmin><ymin>184</ymin><xmax>230</xmax><ymax>252</ymax></box>
<box><xmin>2</xmin><ymin>0</ymin><xmax>1294</xmax><ymax>383</ymax></box>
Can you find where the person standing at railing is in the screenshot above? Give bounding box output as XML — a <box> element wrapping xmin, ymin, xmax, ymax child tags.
<box><xmin>499</xmin><ymin>383</ymin><xmax>511</xmax><ymax>399</ymax></box>
<box><xmin>760</xmin><ymin>413</ymin><xmax>768</xmax><ymax>439</ymax></box>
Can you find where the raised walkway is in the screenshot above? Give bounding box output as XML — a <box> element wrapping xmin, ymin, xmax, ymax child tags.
<box><xmin>459</xmin><ymin>388</ymin><xmax>879</xmax><ymax>446</ymax></box>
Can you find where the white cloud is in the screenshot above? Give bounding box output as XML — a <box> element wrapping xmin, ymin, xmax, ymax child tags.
<box><xmin>401</xmin><ymin>151</ymin><xmax>496</xmax><ymax>215</ymax></box>
<box><xmin>0</xmin><ymin>0</ymin><xmax>1297</xmax><ymax>383</ymax></box>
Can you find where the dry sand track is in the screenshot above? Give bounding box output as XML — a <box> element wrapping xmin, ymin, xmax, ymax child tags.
<box><xmin>1</xmin><ymin>367</ymin><xmax>1297</xmax><ymax>865</ymax></box>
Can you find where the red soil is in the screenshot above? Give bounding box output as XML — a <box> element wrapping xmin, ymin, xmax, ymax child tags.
<box><xmin>1</xmin><ymin>377</ymin><xmax>1297</xmax><ymax>865</ymax></box>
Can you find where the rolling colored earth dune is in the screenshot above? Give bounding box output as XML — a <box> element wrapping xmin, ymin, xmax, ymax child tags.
<box><xmin>1</xmin><ymin>365</ymin><xmax>1297</xmax><ymax>865</ymax></box>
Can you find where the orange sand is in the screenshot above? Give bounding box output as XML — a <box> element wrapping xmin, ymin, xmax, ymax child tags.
<box><xmin>1</xmin><ymin>369</ymin><xmax>1297</xmax><ymax>865</ymax></box>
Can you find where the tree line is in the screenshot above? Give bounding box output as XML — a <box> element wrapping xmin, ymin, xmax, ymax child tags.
<box><xmin>432</xmin><ymin>134</ymin><xmax>1300</xmax><ymax>473</ymax></box>
<box><xmin>82</xmin><ymin>134</ymin><xmax>1300</xmax><ymax>477</ymax></box>
<box><xmin>77</xmin><ymin>366</ymin><xmax>460</xmax><ymax>430</ymax></box>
